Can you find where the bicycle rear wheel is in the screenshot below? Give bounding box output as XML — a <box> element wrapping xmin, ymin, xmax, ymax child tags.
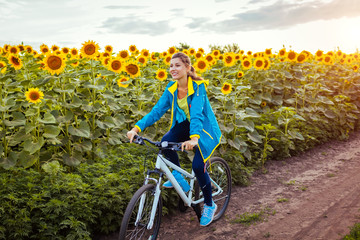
<box><xmin>119</xmin><ymin>184</ymin><xmax>162</xmax><ymax>240</ymax></box>
<box><xmin>195</xmin><ymin>157</ymin><xmax>231</xmax><ymax>221</ymax></box>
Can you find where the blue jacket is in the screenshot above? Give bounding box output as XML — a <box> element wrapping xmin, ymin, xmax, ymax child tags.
<box><xmin>135</xmin><ymin>77</ymin><xmax>222</xmax><ymax>162</ymax></box>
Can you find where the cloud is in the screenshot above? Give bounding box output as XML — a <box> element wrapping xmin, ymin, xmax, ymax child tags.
<box><xmin>100</xmin><ymin>17</ymin><xmax>175</xmax><ymax>36</ymax></box>
<box><xmin>103</xmin><ymin>5</ymin><xmax>148</xmax><ymax>9</ymax></box>
<box><xmin>170</xmin><ymin>8</ymin><xmax>185</xmax><ymax>17</ymax></box>
<box><xmin>188</xmin><ymin>0</ymin><xmax>360</xmax><ymax>32</ymax></box>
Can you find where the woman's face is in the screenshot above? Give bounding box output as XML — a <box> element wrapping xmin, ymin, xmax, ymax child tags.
<box><xmin>169</xmin><ymin>58</ymin><xmax>189</xmax><ymax>81</ymax></box>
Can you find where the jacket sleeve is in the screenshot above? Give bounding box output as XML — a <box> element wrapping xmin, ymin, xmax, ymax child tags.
<box><xmin>189</xmin><ymin>83</ymin><xmax>206</xmax><ymax>138</ymax></box>
<box><xmin>135</xmin><ymin>85</ymin><xmax>172</xmax><ymax>132</ymax></box>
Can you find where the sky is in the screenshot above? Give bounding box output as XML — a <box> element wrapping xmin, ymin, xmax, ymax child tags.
<box><xmin>1</xmin><ymin>0</ymin><xmax>360</xmax><ymax>54</ymax></box>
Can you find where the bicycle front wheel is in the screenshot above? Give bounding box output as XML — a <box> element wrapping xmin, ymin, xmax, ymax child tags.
<box><xmin>195</xmin><ymin>157</ymin><xmax>231</xmax><ymax>221</ymax></box>
<box><xmin>119</xmin><ymin>184</ymin><xmax>162</xmax><ymax>240</ymax></box>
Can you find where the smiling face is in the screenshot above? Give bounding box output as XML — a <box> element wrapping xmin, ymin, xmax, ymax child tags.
<box><xmin>169</xmin><ymin>57</ymin><xmax>190</xmax><ymax>81</ymax></box>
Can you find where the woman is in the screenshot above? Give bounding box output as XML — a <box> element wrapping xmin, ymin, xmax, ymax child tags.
<box><xmin>127</xmin><ymin>52</ymin><xmax>222</xmax><ymax>226</ymax></box>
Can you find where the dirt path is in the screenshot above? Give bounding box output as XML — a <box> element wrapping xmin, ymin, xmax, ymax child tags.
<box><xmin>156</xmin><ymin>131</ymin><xmax>360</xmax><ymax>240</ymax></box>
<box><xmin>100</xmin><ymin>131</ymin><xmax>360</xmax><ymax>240</ymax></box>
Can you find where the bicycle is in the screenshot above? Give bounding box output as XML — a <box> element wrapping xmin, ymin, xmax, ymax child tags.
<box><xmin>119</xmin><ymin>135</ymin><xmax>232</xmax><ymax>240</ymax></box>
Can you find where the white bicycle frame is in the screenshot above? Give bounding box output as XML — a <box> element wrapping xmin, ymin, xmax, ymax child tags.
<box><xmin>135</xmin><ymin>152</ymin><xmax>223</xmax><ymax>230</ymax></box>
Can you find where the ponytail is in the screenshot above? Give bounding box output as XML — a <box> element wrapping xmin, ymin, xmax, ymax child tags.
<box><xmin>188</xmin><ymin>66</ymin><xmax>204</xmax><ymax>80</ymax></box>
<box><xmin>171</xmin><ymin>52</ymin><xmax>204</xmax><ymax>81</ymax></box>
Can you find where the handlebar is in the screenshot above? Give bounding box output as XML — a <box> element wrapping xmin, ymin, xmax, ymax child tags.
<box><xmin>133</xmin><ymin>135</ymin><xmax>184</xmax><ymax>152</ymax></box>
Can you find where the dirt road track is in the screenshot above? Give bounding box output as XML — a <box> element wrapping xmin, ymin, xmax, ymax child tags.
<box><xmin>157</xmin><ymin>131</ymin><xmax>360</xmax><ymax>240</ymax></box>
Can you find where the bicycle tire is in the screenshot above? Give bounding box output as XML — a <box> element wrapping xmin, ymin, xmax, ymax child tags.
<box><xmin>195</xmin><ymin>157</ymin><xmax>231</xmax><ymax>222</ymax></box>
<box><xmin>119</xmin><ymin>184</ymin><xmax>162</xmax><ymax>240</ymax></box>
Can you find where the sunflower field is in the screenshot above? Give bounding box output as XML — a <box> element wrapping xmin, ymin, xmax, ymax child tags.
<box><xmin>1</xmin><ymin>40</ymin><xmax>360</xmax><ymax>239</ymax></box>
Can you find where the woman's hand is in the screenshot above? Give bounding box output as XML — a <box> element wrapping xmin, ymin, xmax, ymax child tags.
<box><xmin>181</xmin><ymin>137</ymin><xmax>198</xmax><ymax>151</ymax></box>
<box><xmin>127</xmin><ymin>127</ymin><xmax>139</xmax><ymax>143</ymax></box>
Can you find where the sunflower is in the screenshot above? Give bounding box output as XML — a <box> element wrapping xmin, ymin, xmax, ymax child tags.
<box><xmin>108</xmin><ymin>58</ymin><xmax>123</xmax><ymax>73</ymax></box>
<box><xmin>221</xmin><ymin>82</ymin><xmax>232</xmax><ymax>95</ymax></box>
<box><xmin>101</xmin><ymin>57</ymin><xmax>111</xmax><ymax>66</ymax></box>
<box><xmin>223</xmin><ymin>53</ymin><xmax>236</xmax><ymax>67</ymax></box>
<box><xmin>81</xmin><ymin>40</ymin><xmax>100</xmax><ymax>59</ymax></box>
<box><xmin>182</xmin><ymin>49</ymin><xmax>189</xmax><ymax>55</ymax></box>
<box><xmin>261</xmin><ymin>101</ymin><xmax>267</xmax><ymax>108</ymax></box>
<box><xmin>25</xmin><ymin>45</ymin><xmax>33</xmax><ymax>54</ymax></box>
<box><xmin>137</xmin><ymin>55</ymin><xmax>148</xmax><ymax>65</ymax></box>
<box><xmin>61</xmin><ymin>47</ymin><xmax>70</xmax><ymax>55</ymax></box>
<box><xmin>118</xmin><ymin>50</ymin><xmax>130</xmax><ymax>61</ymax></box>
<box><xmin>205</xmin><ymin>53</ymin><xmax>216</xmax><ymax>65</ymax></box>
<box><xmin>326</xmin><ymin>51</ymin><xmax>334</xmax><ymax>56</ymax></box>
<box><xmin>241</xmin><ymin>59</ymin><xmax>252</xmax><ymax>70</ymax></box>
<box><xmin>236</xmin><ymin>71</ymin><xmax>244</xmax><ymax>78</ymax></box>
<box><xmin>194</xmin><ymin>58</ymin><xmax>208</xmax><ymax>73</ymax></box>
<box><xmin>168</xmin><ymin>46</ymin><xmax>177</xmax><ymax>55</ymax></box>
<box><xmin>9</xmin><ymin>46</ymin><xmax>19</xmax><ymax>55</ymax></box>
<box><xmin>156</xmin><ymin>69</ymin><xmax>168</xmax><ymax>81</ymax></box>
<box><xmin>43</xmin><ymin>53</ymin><xmax>66</xmax><ymax>75</ymax></box>
<box><xmin>286</xmin><ymin>50</ymin><xmax>297</xmax><ymax>62</ymax></box>
<box><xmin>51</xmin><ymin>45</ymin><xmax>59</xmax><ymax>52</ymax></box>
<box><xmin>129</xmin><ymin>45</ymin><xmax>138</xmax><ymax>54</ymax></box>
<box><xmin>164</xmin><ymin>55</ymin><xmax>172</xmax><ymax>65</ymax></box>
<box><xmin>70</xmin><ymin>48</ymin><xmax>78</xmax><ymax>57</ymax></box>
<box><xmin>25</xmin><ymin>88</ymin><xmax>44</xmax><ymax>104</ymax></box>
<box><xmin>17</xmin><ymin>44</ymin><xmax>25</xmax><ymax>52</ymax></box>
<box><xmin>141</xmin><ymin>49</ymin><xmax>150</xmax><ymax>58</ymax></box>
<box><xmin>40</xmin><ymin>44</ymin><xmax>50</xmax><ymax>54</ymax></box>
<box><xmin>3</xmin><ymin>44</ymin><xmax>10</xmax><ymax>52</ymax></box>
<box><xmin>161</xmin><ymin>51</ymin><xmax>168</xmax><ymax>58</ymax></box>
<box><xmin>263</xmin><ymin>58</ymin><xmax>271</xmax><ymax>70</ymax></box>
<box><xmin>278</xmin><ymin>48</ymin><xmax>286</xmax><ymax>58</ymax></box>
<box><xmin>8</xmin><ymin>54</ymin><xmax>22</xmax><ymax>70</ymax></box>
<box><xmin>247</xmin><ymin>51</ymin><xmax>252</xmax><ymax>56</ymax></box>
<box><xmin>315</xmin><ymin>50</ymin><xmax>323</xmax><ymax>59</ymax></box>
<box><xmin>124</xmin><ymin>61</ymin><xmax>141</xmax><ymax>78</ymax></box>
<box><xmin>117</xmin><ymin>75</ymin><xmax>130</xmax><ymax>88</ymax></box>
<box><xmin>323</xmin><ymin>55</ymin><xmax>334</xmax><ymax>65</ymax></box>
<box><xmin>101</xmin><ymin>52</ymin><xmax>111</xmax><ymax>58</ymax></box>
<box><xmin>189</xmin><ymin>48</ymin><xmax>196</xmax><ymax>55</ymax></box>
<box><xmin>71</xmin><ymin>61</ymin><xmax>79</xmax><ymax>67</ymax></box>
<box><xmin>104</xmin><ymin>45</ymin><xmax>113</xmax><ymax>53</ymax></box>
<box><xmin>253</xmin><ymin>58</ymin><xmax>264</xmax><ymax>70</ymax></box>
<box><xmin>212</xmin><ymin>49</ymin><xmax>221</xmax><ymax>58</ymax></box>
<box><xmin>198</xmin><ymin>48</ymin><xmax>205</xmax><ymax>54</ymax></box>
<box><xmin>353</xmin><ymin>64</ymin><xmax>359</xmax><ymax>72</ymax></box>
<box><xmin>296</xmin><ymin>53</ymin><xmax>307</xmax><ymax>63</ymax></box>
<box><xmin>195</xmin><ymin>51</ymin><xmax>203</xmax><ymax>59</ymax></box>
<box><xmin>265</xmin><ymin>48</ymin><xmax>272</xmax><ymax>56</ymax></box>
<box><xmin>0</xmin><ymin>60</ymin><xmax>7</xmax><ymax>73</ymax></box>
<box><xmin>150</xmin><ymin>52</ymin><xmax>158</xmax><ymax>61</ymax></box>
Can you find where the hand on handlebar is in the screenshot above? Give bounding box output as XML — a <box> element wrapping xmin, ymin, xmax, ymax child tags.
<box><xmin>181</xmin><ymin>137</ymin><xmax>198</xmax><ymax>151</ymax></box>
<box><xmin>127</xmin><ymin>128</ymin><xmax>139</xmax><ymax>143</ymax></box>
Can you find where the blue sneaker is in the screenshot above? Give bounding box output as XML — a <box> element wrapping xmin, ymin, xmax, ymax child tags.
<box><xmin>162</xmin><ymin>180</ymin><xmax>173</xmax><ymax>188</ymax></box>
<box><xmin>163</xmin><ymin>170</ymin><xmax>190</xmax><ymax>193</ymax></box>
<box><xmin>200</xmin><ymin>201</ymin><xmax>217</xmax><ymax>226</ymax></box>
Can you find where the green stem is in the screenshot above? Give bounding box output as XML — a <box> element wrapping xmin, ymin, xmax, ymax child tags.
<box><xmin>2</xmin><ymin>111</ymin><xmax>7</xmax><ymax>158</ymax></box>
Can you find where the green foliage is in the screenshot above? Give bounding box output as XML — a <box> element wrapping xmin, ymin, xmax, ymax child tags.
<box><xmin>0</xmin><ymin>144</ymin><xmax>149</xmax><ymax>239</ymax></box>
<box><xmin>343</xmin><ymin>223</ymin><xmax>360</xmax><ymax>240</ymax></box>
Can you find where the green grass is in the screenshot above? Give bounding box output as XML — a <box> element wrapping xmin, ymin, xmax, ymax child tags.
<box><xmin>342</xmin><ymin>223</ymin><xmax>360</xmax><ymax>240</ymax></box>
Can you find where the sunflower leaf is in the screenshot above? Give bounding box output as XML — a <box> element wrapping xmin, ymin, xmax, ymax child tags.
<box><xmin>0</xmin><ymin>152</ymin><xmax>18</xmax><ymax>169</ymax></box>
<box><xmin>68</xmin><ymin>121</ymin><xmax>90</xmax><ymax>138</ymax></box>
<box><xmin>4</xmin><ymin>112</ymin><xmax>26</xmax><ymax>127</ymax></box>
<box><xmin>43</xmin><ymin>125</ymin><xmax>61</xmax><ymax>138</ymax></box>
<box><xmin>18</xmin><ymin>151</ymin><xmax>38</xmax><ymax>168</ymax></box>
<box><xmin>39</xmin><ymin>112</ymin><xmax>56</xmax><ymax>124</ymax></box>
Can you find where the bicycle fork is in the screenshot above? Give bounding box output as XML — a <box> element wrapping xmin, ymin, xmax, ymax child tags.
<box><xmin>135</xmin><ymin>169</ymin><xmax>163</xmax><ymax>230</ymax></box>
